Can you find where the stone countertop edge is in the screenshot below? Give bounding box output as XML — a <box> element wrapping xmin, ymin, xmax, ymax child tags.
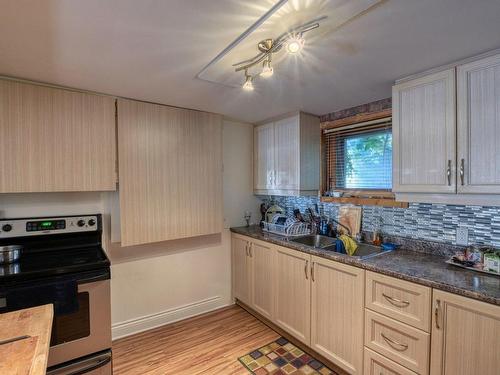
<box><xmin>230</xmin><ymin>226</ymin><xmax>500</xmax><ymax>306</ymax></box>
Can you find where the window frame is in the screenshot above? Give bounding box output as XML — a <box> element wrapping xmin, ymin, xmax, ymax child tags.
<box><xmin>320</xmin><ymin>110</ymin><xmax>407</xmax><ymax>208</ymax></box>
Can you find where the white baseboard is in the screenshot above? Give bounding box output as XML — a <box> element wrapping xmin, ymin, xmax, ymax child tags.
<box><xmin>112</xmin><ymin>296</ymin><xmax>232</xmax><ymax>340</ymax></box>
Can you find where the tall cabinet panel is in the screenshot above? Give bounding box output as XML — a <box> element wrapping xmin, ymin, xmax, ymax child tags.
<box><xmin>392</xmin><ymin>69</ymin><xmax>456</xmax><ymax>193</ymax></box>
<box><xmin>310</xmin><ymin>256</ymin><xmax>365</xmax><ymax>375</ymax></box>
<box><xmin>232</xmin><ymin>235</ymin><xmax>251</xmax><ymax>306</ymax></box>
<box><xmin>457</xmin><ymin>53</ymin><xmax>500</xmax><ymax>193</ymax></box>
<box><xmin>0</xmin><ymin>80</ymin><xmax>116</xmax><ymax>192</ymax></box>
<box><xmin>274</xmin><ymin>245</ymin><xmax>311</xmax><ymax>345</ymax></box>
<box><xmin>274</xmin><ymin>117</ymin><xmax>300</xmax><ymax>190</ymax></box>
<box><xmin>254</xmin><ymin>123</ymin><xmax>275</xmax><ymax>190</ymax></box>
<box><xmin>250</xmin><ymin>240</ymin><xmax>274</xmax><ymax>320</ymax></box>
<box><xmin>117</xmin><ymin>99</ymin><xmax>222</xmax><ymax>246</ymax></box>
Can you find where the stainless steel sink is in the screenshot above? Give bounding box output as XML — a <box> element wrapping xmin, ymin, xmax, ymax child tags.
<box><xmin>290</xmin><ymin>234</ymin><xmax>337</xmax><ymax>248</ymax></box>
<box><xmin>290</xmin><ymin>235</ymin><xmax>392</xmax><ymax>259</ymax></box>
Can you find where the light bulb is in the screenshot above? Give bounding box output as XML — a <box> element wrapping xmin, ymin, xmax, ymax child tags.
<box><xmin>242</xmin><ymin>73</ymin><xmax>254</xmax><ymax>91</ymax></box>
<box><xmin>286</xmin><ymin>35</ymin><xmax>304</xmax><ymax>54</ymax></box>
<box><xmin>260</xmin><ymin>58</ymin><xmax>274</xmax><ymax>78</ymax></box>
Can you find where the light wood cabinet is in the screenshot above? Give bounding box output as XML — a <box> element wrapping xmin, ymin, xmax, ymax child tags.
<box><xmin>117</xmin><ymin>99</ymin><xmax>222</xmax><ymax>246</ymax></box>
<box><xmin>0</xmin><ymin>79</ymin><xmax>116</xmax><ymax>193</ymax></box>
<box><xmin>364</xmin><ymin>347</ymin><xmax>418</xmax><ymax>375</ymax></box>
<box><xmin>366</xmin><ymin>271</ymin><xmax>431</xmax><ymax>332</ymax></box>
<box><xmin>310</xmin><ymin>256</ymin><xmax>365</xmax><ymax>375</ymax></box>
<box><xmin>430</xmin><ymin>290</ymin><xmax>500</xmax><ymax>375</ymax></box>
<box><xmin>274</xmin><ymin>245</ymin><xmax>311</xmax><ymax>345</ymax></box>
<box><xmin>457</xmin><ymin>53</ymin><xmax>500</xmax><ymax>194</ymax></box>
<box><xmin>254</xmin><ymin>112</ymin><xmax>320</xmax><ymax>196</ymax></box>
<box><xmin>232</xmin><ymin>235</ymin><xmax>252</xmax><ymax>306</ymax></box>
<box><xmin>392</xmin><ymin>69</ymin><xmax>456</xmax><ymax>194</ymax></box>
<box><xmin>250</xmin><ymin>239</ymin><xmax>275</xmax><ymax>320</ymax></box>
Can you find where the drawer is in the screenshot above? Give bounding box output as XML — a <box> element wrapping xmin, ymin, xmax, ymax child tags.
<box><xmin>364</xmin><ymin>347</ymin><xmax>418</xmax><ymax>375</ymax></box>
<box><xmin>366</xmin><ymin>271</ymin><xmax>431</xmax><ymax>332</ymax></box>
<box><xmin>365</xmin><ymin>309</ymin><xmax>430</xmax><ymax>374</ymax></box>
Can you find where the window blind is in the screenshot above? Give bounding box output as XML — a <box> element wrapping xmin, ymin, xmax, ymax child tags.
<box><xmin>324</xmin><ymin>117</ymin><xmax>392</xmax><ymax>191</ymax></box>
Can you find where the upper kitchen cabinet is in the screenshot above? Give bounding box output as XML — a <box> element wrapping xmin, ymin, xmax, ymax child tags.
<box><xmin>457</xmin><ymin>53</ymin><xmax>500</xmax><ymax>194</ymax></box>
<box><xmin>254</xmin><ymin>112</ymin><xmax>320</xmax><ymax>196</ymax></box>
<box><xmin>0</xmin><ymin>80</ymin><xmax>116</xmax><ymax>193</ymax></box>
<box><xmin>392</xmin><ymin>69</ymin><xmax>456</xmax><ymax>194</ymax></box>
<box><xmin>117</xmin><ymin>99</ymin><xmax>222</xmax><ymax>246</ymax></box>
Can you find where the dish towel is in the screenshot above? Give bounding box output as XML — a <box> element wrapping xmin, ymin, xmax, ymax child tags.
<box><xmin>339</xmin><ymin>235</ymin><xmax>358</xmax><ymax>256</ymax></box>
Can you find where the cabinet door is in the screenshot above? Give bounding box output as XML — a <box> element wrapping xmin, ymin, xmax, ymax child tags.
<box><xmin>274</xmin><ymin>117</ymin><xmax>300</xmax><ymax>190</ymax></box>
<box><xmin>457</xmin><ymin>53</ymin><xmax>500</xmax><ymax>193</ymax></box>
<box><xmin>430</xmin><ymin>290</ymin><xmax>500</xmax><ymax>375</ymax></box>
<box><xmin>0</xmin><ymin>80</ymin><xmax>116</xmax><ymax>192</ymax></box>
<box><xmin>274</xmin><ymin>246</ymin><xmax>311</xmax><ymax>345</ymax></box>
<box><xmin>117</xmin><ymin>99</ymin><xmax>222</xmax><ymax>246</ymax></box>
<box><xmin>310</xmin><ymin>256</ymin><xmax>365</xmax><ymax>375</ymax></box>
<box><xmin>254</xmin><ymin>123</ymin><xmax>275</xmax><ymax>191</ymax></box>
<box><xmin>392</xmin><ymin>69</ymin><xmax>456</xmax><ymax>193</ymax></box>
<box><xmin>250</xmin><ymin>240</ymin><xmax>274</xmax><ymax>320</ymax></box>
<box><xmin>232</xmin><ymin>235</ymin><xmax>251</xmax><ymax>305</ymax></box>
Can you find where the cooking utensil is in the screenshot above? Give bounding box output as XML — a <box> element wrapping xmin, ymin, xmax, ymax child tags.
<box><xmin>0</xmin><ymin>245</ymin><xmax>22</xmax><ymax>264</ymax></box>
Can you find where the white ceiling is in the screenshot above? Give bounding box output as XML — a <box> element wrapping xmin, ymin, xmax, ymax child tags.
<box><xmin>1</xmin><ymin>0</ymin><xmax>500</xmax><ymax>123</ymax></box>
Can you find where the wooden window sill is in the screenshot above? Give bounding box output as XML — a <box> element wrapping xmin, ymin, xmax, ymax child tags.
<box><xmin>321</xmin><ymin>195</ymin><xmax>409</xmax><ymax>208</ymax></box>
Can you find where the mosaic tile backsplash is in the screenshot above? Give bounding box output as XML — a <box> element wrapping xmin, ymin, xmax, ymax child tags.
<box><xmin>258</xmin><ymin>195</ymin><xmax>500</xmax><ymax>249</ymax></box>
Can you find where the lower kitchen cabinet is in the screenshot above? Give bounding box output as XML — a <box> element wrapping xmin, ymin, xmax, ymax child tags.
<box><xmin>364</xmin><ymin>347</ymin><xmax>418</xmax><ymax>375</ymax></box>
<box><xmin>250</xmin><ymin>239</ymin><xmax>275</xmax><ymax>320</ymax></box>
<box><xmin>274</xmin><ymin>245</ymin><xmax>311</xmax><ymax>345</ymax></box>
<box><xmin>430</xmin><ymin>290</ymin><xmax>500</xmax><ymax>375</ymax></box>
<box><xmin>232</xmin><ymin>235</ymin><xmax>252</xmax><ymax>306</ymax></box>
<box><xmin>310</xmin><ymin>256</ymin><xmax>365</xmax><ymax>375</ymax></box>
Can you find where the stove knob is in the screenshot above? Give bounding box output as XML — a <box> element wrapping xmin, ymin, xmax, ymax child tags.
<box><xmin>88</xmin><ymin>219</ymin><xmax>96</xmax><ymax>226</ymax></box>
<box><xmin>77</xmin><ymin>220</ymin><xmax>86</xmax><ymax>227</ymax></box>
<box><xmin>2</xmin><ymin>224</ymin><xmax>12</xmax><ymax>232</ymax></box>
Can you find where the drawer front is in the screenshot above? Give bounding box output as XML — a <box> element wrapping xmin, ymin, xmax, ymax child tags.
<box><xmin>364</xmin><ymin>347</ymin><xmax>418</xmax><ymax>375</ymax></box>
<box><xmin>366</xmin><ymin>271</ymin><xmax>431</xmax><ymax>332</ymax></box>
<box><xmin>365</xmin><ymin>310</ymin><xmax>430</xmax><ymax>374</ymax></box>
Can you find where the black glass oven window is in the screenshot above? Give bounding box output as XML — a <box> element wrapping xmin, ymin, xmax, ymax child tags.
<box><xmin>50</xmin><ymin>292</ymin><xmax>90</xmax><ymax>345</ymax></box>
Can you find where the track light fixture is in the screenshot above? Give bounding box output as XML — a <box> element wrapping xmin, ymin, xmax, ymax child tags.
<box><xmin>233</xmin><ymin>18</ymin><xmax>323</xmax><ymax>91</ymax></box>
<box><xmin>242</xmin><ymin>69</ymin><xmax>254</xmax><ymax>91</ymax></box>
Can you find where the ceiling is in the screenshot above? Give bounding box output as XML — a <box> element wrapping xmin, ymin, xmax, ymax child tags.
<box><xmin>1</xmin><ymin>0</ymin><xmax>500</xmax><ymax>123</ymax></box>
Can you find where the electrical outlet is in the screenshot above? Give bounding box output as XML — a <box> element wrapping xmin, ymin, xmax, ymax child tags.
<box><xmin>456</xmin><ymin>226</ymin><xmax>469</xmax><ymax>246</ymax></box>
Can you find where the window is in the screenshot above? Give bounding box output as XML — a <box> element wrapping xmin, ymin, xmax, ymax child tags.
<box><xmin>324</xmin><ymin>118</ymin><xmax>392</xmax><ymax>192</ymax></box>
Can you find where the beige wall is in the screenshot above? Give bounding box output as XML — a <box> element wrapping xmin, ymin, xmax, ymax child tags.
<box><xmin>0</xmin><ymin>119</ymin><xmax>257</xmax><ymax>339</ymax></box>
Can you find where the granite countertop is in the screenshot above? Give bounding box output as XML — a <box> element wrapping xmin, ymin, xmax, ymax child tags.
<box><xmin>231</xmin><ymin>226</ymin><xmax>500</xmax><ymax>306</ymax></box>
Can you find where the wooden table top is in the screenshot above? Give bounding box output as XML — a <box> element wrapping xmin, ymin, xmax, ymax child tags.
<box><xmin>0</xmin><ymin>304</ymin><xmax>53</xmax><ymax>375</ymax></box>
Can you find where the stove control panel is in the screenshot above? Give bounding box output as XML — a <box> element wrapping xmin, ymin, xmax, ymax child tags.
<box><xmin>0</xmin><ymin>215</ymin><xmax>99</xmax><ymax>238</ymax></box>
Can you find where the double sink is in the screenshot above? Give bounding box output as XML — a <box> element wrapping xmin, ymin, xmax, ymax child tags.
<box><xmin>288</xmin><ymin>234</ymin><xmax>392</xmax><ymax>259</ymax></box>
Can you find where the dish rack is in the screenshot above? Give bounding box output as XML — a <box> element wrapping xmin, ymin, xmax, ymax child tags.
<box><xmin>261</xmin><ymin>219</ymin><xmax>310</xmax><ymax>237</ymax></box>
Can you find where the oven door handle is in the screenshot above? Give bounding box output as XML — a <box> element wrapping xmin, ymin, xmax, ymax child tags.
<box><xmin>47</xmin><ymin>350</ymin><xmax>111</xmax><ymax>375</ymax></box>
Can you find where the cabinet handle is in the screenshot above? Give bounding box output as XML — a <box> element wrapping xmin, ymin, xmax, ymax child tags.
<box><xmin>273</xmin><ymin>170</ymin><xmax>277</xmax><ymax>186</ymax></box>
<box><xmin>304</xmin><ymin>260</ymin><xmax>309</xmax><ymax>280</ymax></box>
<box><xmin>382</xmin><ymin>293</ymin><xmax>410</xmax><ymax>307</ymax></box>
<box><xmin>311</xmin><ymin>262</ymin><xmax>315</xmax><ymax>282</ymax></box>
<box><xmin>435</xmin><ymin>299</ymin><xmax>441</xmax><ymax>329</ymax></box>
<box><xmin>447</xmin><ymin>160</ymin><xmax>452</xmax><ymax>186</ymax></box>
<box><xmin>249</xmin><ymin>243</ymin><xmax>253</xmax><ymax>258</ymax></box>
<box><xmin>460</xmin><ymin>158</ymin><xmax>465</xmax><ymax>186</ymax></box>
<box><xmin>245</xmin><ymin>243</ymin><xmax>249</xmax><ymax>257</ymax></box>
<box><xmin>381</xmin><ymin>333</ymin><xmax>408</xmax><ymax>351</ymax></box>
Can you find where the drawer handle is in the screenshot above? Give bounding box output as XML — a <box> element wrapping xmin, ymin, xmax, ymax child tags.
<box><xmin>381</xmin><ymin>333</ymin><xmax>409</xmax><ymax>351</ymax></box>
<box><xmin>382</xmin><ymin>293</ymin><xmax>410</xmax><ymax>307</ymax></box>
<box><xmin>304</xmin><ymin>260</ymin><xmax>309</xmax><ymax>280</ymax></box>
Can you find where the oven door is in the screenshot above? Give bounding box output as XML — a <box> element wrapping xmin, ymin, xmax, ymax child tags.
<box><xmin>48</xmin><ymin>276</ymin><xmax>111</xmax><ymax>368</ymax></box>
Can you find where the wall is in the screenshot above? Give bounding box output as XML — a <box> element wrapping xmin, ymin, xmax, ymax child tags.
<box><xmin>0</xmin><ymin>119</ymin><xmax>258</xmax><ymax>340</ymax></box>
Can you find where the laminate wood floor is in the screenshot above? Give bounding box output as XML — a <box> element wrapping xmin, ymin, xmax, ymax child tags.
<box><xmin>112</xmin><ymin>305</ymin><xmax>280</xmax><ymax>375</ymax></box>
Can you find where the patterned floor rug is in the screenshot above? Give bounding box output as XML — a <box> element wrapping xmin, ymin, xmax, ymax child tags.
<box><xmin>238</xmin><ymin>337</ymin><xmax>338</xmax><ymax>375</ymax></box>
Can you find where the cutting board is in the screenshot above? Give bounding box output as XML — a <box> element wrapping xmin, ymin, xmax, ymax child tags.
<box><xmin>338</xmin><ymin>206</ymin><xmax>362</xmax><ymax>236</ymax></box>
<box><xmin>0</xmin><ymin>336</ymin><xmax>38</xmax><ymax>375</ymax></box>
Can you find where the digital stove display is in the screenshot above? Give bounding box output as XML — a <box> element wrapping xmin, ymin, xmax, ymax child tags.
<box><xmin>26</xmin><ymin>219</ymin><xmax>66</xmax><ymax>232</ymax></box>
